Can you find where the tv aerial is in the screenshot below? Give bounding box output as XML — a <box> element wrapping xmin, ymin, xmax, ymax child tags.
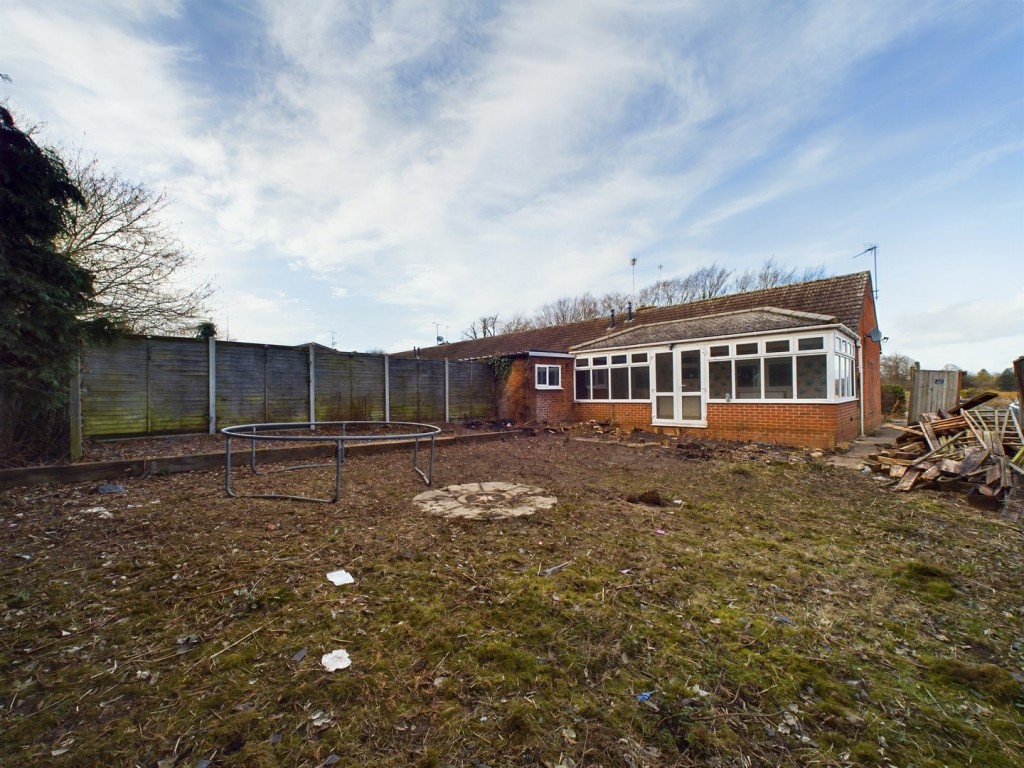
<box><xmin>854</xmin><ymin>244</ymin><xmax>879</xmax><ymax>300</ymax></box>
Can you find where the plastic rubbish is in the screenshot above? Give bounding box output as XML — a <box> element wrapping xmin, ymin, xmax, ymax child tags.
<box><xmin>321</xmin><ymin>649</ymin><xmax>351</xmax><ymax>671</ymax></box>
<box><xmin>326</xmin><ymin>570</ymin><xmax>354</xmax><ymax>586</ymax></box>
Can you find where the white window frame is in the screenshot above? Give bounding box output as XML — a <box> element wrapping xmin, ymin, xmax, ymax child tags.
<box><xmin>573</xmin><ymin>328</ymin><xmax>858</xmax><ymax>406</ymax></box>
<box><xmin>535</xmin><ymin>364</ymin><xmax>562</xmax><ymax>390</ymax></box>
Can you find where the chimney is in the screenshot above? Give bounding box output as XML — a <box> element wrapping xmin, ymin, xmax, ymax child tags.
<box><xmin>627</xmin><ymin>302</ymin><xmax>633</xmax><ymax>321</ymax></box>
<box><xmin>610</xmin><ymin>309</ymin><xmax>616</xmax><ymax>328</ymax></box>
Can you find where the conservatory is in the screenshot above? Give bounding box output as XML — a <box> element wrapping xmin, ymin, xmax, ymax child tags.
<box><xmin>570</xmin><ymin>307</ymin><xmax>863</xmax><ymax>446</ymax></box>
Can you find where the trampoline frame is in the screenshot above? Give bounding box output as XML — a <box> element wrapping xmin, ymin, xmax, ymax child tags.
<box><xmin>222</xmin><ymin>421</ymin><xmax>441</xmax><ymax>503</ymax></box>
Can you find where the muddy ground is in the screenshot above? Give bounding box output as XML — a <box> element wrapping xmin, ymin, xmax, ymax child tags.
<box><xmin>1</xmin><ymin>432</ymin><xmax>1022</xmax><ymax>767</ymax></box>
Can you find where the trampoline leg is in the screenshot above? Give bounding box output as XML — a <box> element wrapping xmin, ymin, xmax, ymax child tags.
<box><xmin>332</xmin><ymin>440</ymin><xmax>344</xmax><ymax>503</ymax></box>
<box><xmin>225</xmin><ymin>436</ymin><xmax>236</xmax><ymax>497</ymax></box>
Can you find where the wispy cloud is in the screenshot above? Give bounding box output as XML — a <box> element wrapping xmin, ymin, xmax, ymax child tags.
<box><xmin>3</xmin><ymin>0</ymin><xmax>1021</xmax><ymax>370</ymax></box>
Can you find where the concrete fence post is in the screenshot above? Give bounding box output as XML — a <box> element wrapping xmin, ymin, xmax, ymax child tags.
<box><xmin>208</xmin><ymin>337</ymin><xmax>217</xmax><ymax>434</ymax></box>
<box><xmin>308</xmin><ymin>344</ymin><xmax>316</xmax><ymax>426</ymax></box>
<box><xmin>384</xmin><ymin>354</ymin><xmax>391</xmax><ymax>422</ymax></box>
<box><xmin>445</xmin><ymin>359</ymin><xmax>450</xmax><ymax>423</ymax></box>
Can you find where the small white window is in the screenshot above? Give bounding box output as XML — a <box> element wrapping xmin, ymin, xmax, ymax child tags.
<box><xmin>536</xmin><ymin>364</ymin><xmax>562</xmax><ymax>389</ymax></box>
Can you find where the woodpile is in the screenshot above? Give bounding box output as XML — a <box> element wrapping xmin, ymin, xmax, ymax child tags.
<box><xmin>864</xmin><ymin>397</ymin><xmax>1024</xmax><ymax>501</ymax></box>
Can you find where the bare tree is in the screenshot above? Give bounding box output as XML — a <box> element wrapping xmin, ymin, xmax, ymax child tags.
<box><xmin>473</xmin><ymin>259</ymin><xmax>830</xmax><ymax>335</ymax></box>
<box><xmin>55</xmin><ymin>155</ymin><xmax>213</xmax><ymax>335</ymax></box>
<box><xmin>534</xmin><ymin>292</ymin><xmax>602</xmax><ymax>327</ymax></box>
<box><xmin>497</xmin><ymin>312</ymin><xmax>535</xmax><ymax>334</ymax></box>
<box><xmin>462</xmin><ymin>314</ymin><xmax>501</xmax><ymax>340</ymax></box>
<box><xmin>733</xmin><ymin>258</ymin><xmax>828</xmax><ymax>292</ymax></box>
<box><xmin>597</xmin><ymin>290</ymin><xmax>630</xmax><ymax>314</ymax></box>
<box><xmin>880</xmin><ymin>353</ymin><xmax>916</xmax><ymax>389</ymax></box>
<box><xmin>679</xmin><ymin>264</ymin><xmax>732</xmax><ymax>300</ymax></box>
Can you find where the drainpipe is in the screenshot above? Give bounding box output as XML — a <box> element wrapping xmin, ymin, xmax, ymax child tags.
<box><xmin>857</xmin><ymin>337</ymin><xmax>865</xmax><ymax>438</ymax></box>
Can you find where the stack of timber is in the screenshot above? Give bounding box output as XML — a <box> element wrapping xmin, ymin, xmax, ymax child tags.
<box><xmin>864</xmin><ymin>401</ymin><xmax>1024</xmax><ymax>500</ymax></box>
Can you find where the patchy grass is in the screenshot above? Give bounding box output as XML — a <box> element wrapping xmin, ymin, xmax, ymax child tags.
<box><xmin>1</xmin><ymin>434</ymin><xmax>1022</xmax><ymax>767</ymax></box>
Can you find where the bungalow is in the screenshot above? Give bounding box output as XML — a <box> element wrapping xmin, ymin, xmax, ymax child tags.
<box><xmin>405</xmin><ymin>272</ymin><xmax>882</xmax><ymax>448</ymax></box>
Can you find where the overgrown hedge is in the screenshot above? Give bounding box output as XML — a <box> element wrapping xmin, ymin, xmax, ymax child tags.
<box><xmin>882</xmin><ymin>383</ymin><xmax>907</xmax><ymax>417</ymax></box>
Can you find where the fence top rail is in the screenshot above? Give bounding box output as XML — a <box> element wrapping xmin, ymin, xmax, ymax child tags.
<box><xmin>221</xmin><ymin>421</ymin><xmax>441</xmax><ymax>443</ymax></box>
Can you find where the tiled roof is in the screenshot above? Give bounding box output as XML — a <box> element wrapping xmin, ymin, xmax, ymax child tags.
<box><xmin>573</xmin><ymin>308</ymin><xmax>838</xmax><ymax>352</ymax></box>
<box><xmin>403</xmin><ymin>271</ymin><xmax>872</xmax><ymax>360</ymax></box>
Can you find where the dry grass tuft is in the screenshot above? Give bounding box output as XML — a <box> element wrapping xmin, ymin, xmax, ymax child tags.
<box><xmin>2</xmin><ymin>433</ymin><xmax>1022</xmax><ymax>766</ymax></box>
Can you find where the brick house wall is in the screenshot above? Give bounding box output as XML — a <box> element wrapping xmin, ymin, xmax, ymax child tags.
<box><xmin>534</xmin><ymin>357</ymin><xmax>574</xmax><ymax>423</ymax></box>
<box><xmin>498</xmin><ymin>356</ymin><xmax>574</xmax><ymax>424</ymax></box>
<box><xmin>575</xmin><ymin>400</ymin><xmax>859</xmax><ymax>449</ymax></box>
<box><xmin>575</xmin><ymin>401</ymin><xmax>652</xmax><ymax>427</ymax></box>
<box><xmin>498</xmin><ymin>358</ymin><xmax>531</xmax><ymax>422</ymax></box>
<box><xmin>858</xmin><ymin>290</ymin><xmax>883</xmax><ymax>432</ymax></box>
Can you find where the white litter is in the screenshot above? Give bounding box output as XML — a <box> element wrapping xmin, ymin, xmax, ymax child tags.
<box><xmin>82</xmin><ymin>506</ymin><xmax>114</xmax><ymax>519</ymax></box>
<box><xmin>326</xmin><ymin>569</ymin><xmax>354</xmax><ymax>586</ymax></box>
<box><xmin>321</xmin><ymin>649</ymin><xmax>351</xmax><ymax>671</ymax></box>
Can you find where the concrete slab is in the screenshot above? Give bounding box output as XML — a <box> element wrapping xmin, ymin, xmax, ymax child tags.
<box><xmin>827</xmin><ymin>422</ymin><xmax>904</xmax><ymax>470</ymax></box>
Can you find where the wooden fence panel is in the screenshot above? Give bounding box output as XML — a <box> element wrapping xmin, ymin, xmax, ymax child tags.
<box><xmin>215</xmin><ymin>343</ymin><xmax>267</xmax><ymax>426</ymax></box>
<box><xmin>314</xmin><ymin>351</ymin><xmax>386</xmax><ymax>421</ymax></box>
<box><xmin>82</xmin><ymin>338</ymin><xmax>149</xmax><ymax>437</ymax></box>
<box><xmin>908</xmin><ymin>365</ymin><xmax>963</xmax><ymax>424</ymax></box>
<box><xmin>149</xmin><ymin>338</ymin><xmax>209</xmax><ymax>433</ymax></box>
<box><xmin>448</xmin><ymin>361</ymin><xmax>495</xmax><ymax>420</ymax></box>
<box><xmin>389</xmin><ymin>358</ymin><xmax>446</xmax><ymax>422</ymax></box>
<box><xmin>266</xmin><ymin>347</ymin><xmax>309</xmax><ymax>423</ymax></box>
<box><xmin>78</xmin><ymin>337</ymin><xmax>496</xmax><ymax>437</ymax></box>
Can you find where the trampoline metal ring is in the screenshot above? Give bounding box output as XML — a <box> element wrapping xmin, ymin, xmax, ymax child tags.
<box><xmin>221</xmin><ymin>421</ymin><xmax>441</xmax><ymax>504</ymax></box>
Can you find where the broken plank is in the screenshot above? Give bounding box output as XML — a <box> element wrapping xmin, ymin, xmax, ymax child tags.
<box><xmin>920</xmin><ymin>421</ymin><xmax>939</xmax><ymax>451</ymax></box>
<box><xmin>877</xmin><ymin>456</ymin><xmax>914</xmax><ymax>467</ymax></box>
<box><xmin>940</xmin><ymin>458</ymin><xmax>962</xmax><ymax>475</ymax></box>
<box><xmin>950</xmin><ymin>391</ymin><xmax>998</xmax><ymax>414</ymax></box>
<box><xmin>958</xmin><ymin>447</ymin><xmax>990</xmax><ymax>475</ymax></box>
<box><xmin>894</xmin><ymin>467</ymin><xmax>923</xmax><ymax>492</ymax></box>
<box><xmin>986</xmin><ymin>464</ymin><xmax>1001</xmax><ymax>486</ymax></box>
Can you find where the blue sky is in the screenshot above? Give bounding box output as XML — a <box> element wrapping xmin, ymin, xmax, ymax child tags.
<box><xmin>3</xmin><ymin>0</ymin><xmax>1022</xmax><ymax>373</ymax></box>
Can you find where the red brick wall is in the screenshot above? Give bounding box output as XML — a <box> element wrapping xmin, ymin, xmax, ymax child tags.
<box><xmin>498</xmin><ymin>359</ymin><xmax>531</xmax><ymax>422</ymax></box>
<box><xmin>498</xmin><ymin>357</ymin><xmax>574</xmax><ymax>424</ymax></box>
<box><xmin>858</xmin><ymin>291</ymin><xmax>883</xmax><ymax>431</ymax></box>
<box><xmin>575</xmin><ymin>401</ymin><xmax>651</xmax><ymax>427</ymax></box>
<box><xmin>575</xmin><ymin>400</ymin><xmax>860</xmax><ymax>449</ymax></box>
<box><xmin>533</xmin><ymin>358</ymin><xmax>574</xmax><ymax>423</ymax></box>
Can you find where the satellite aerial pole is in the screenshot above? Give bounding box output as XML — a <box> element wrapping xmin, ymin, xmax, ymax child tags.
<box><xmin>854</xmin><ymin>244</ymin><xmax>879</xmax><ymax>300</ymax></box>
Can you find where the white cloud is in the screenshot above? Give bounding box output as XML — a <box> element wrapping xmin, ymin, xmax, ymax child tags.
<box><xmin>892</xmin><ymin>292</ymin><xmax>1024</xmax><ymax>347</ymax></box>
<box><xmin>4</xmin><ymin>0</ymin><xmax>1019</xmax><ymax>370</ymax></box>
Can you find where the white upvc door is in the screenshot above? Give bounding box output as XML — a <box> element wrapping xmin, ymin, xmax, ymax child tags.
<box><xmin>652</xmin><ymin>348</ymin><xmax>706</xmax><ymax>426</ymax></box>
